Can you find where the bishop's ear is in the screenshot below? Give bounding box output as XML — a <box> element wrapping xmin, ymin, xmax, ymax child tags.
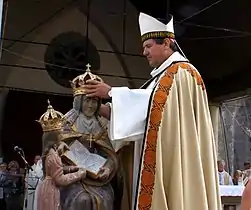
<box><xmin>163</xmin><ymin>38</ymin><xmax>172</xmax><ymax>49</ymax></box>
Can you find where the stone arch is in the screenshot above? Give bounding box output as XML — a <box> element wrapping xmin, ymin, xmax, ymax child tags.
<box><xmin>0</xmin><ymin>1</ymin><xmax>149</xmax><ymax>94</ymax></box>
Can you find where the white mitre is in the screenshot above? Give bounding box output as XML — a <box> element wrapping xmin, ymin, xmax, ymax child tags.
<box><xmin>139</xmin><ymin>12</ymin><xmax>175</xmax><ymax>42</ymax></box>
<box><xmin>138</xmin><ymin>12</ymin><xmax>186</xmax><ymax>58</ymax></box>
<box><xmin>166</xmin><ymin>16</ymin><xmax>174</xmax><ymax>35</ymax></box>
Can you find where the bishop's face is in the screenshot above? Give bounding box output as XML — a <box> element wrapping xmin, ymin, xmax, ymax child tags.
<box><xmin>142</xmin><ymin>38</ymin><xmax>171</xmax><ymax>68</ymax></box>
<box><xmin>82</xmin><ymin>97</ymin><xmax>99</xmax><ymax>118</ymax></box>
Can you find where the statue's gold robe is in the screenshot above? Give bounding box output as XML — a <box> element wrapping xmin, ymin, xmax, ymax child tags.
<box><xmin>109</xmin><ymin>52</ymin><xmax>221</xmax><ymax>210</ymax></box>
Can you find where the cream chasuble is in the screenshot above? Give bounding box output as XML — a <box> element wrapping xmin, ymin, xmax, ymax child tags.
<box><xmin>109</xmin><ymin>52</ymin><xmax>221</xmax><ymax>210</ymax></box>
<box><xmin>109</xmin><ymin>52</ymin><xmax>187</xmax><ymax>208</ymax></box>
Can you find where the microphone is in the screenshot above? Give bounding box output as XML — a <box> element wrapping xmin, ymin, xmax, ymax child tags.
<box><xmin>14</xmin><ymin>146</ymin><xmax>33</xmax><ymax>171</ymax></box>
<box><xmin>14</xmin><ymin>146</ymin><xmax>23</xmax><ymax>152</ymax></box>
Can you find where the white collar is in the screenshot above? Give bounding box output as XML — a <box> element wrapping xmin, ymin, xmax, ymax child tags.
<box><xmin>150</xmin><ymin>52</ymin><xmax>188</xmax><ymax>78</ymax></box>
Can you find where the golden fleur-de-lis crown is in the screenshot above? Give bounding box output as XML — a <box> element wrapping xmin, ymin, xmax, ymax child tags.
<box><xmin>37</xmin><ymin>100</ymin><xmax>64</xmax><ymax>132</ymax></box>
<box><xmin>70</xmin><ymin>63</ymin><xmax>103</xmax><ymax>97</ymax></box>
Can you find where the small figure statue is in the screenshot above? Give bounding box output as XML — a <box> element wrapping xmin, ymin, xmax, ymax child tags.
<box><xmin>60</xmin><ymin>64</ymin><xmax>120</xmax><ymax>210</ymax></box>
<box><xmin>36</xmin><ymin>100</ymin><xmax>86</xmax><ymax>210</ymax></box>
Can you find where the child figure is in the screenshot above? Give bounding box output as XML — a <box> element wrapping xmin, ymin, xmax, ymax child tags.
<box><xmin>36</xmin><ymin>101</ymin><xmax>85</xmax><ymax>210</ymax></box>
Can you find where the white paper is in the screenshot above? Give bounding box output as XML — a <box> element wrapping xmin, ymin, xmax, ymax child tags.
<box><xmin>84</xmin><ymin>154</ymin><xmax>107</xmax><ymax>174</ymax></box>
<box><xmin>66</xmin><ymin>140</ymin><xmax>89</xmax><ymax>163</ymax></box>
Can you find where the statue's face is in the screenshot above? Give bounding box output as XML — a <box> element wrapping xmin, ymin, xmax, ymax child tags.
<box><xmin>82</xmin><ymin>97</ymin><xmax>99</xmax><ymax>118</ymax></box>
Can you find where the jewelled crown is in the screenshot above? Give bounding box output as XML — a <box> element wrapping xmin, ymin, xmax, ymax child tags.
<box><xmin>70</xmin><ymin>63</ymin><xmax>103</xmax><ymax>97</ymax></box>
<box><xmin>37</xmin><ymin>100</ymin><xmax>64</xmax><ymax>132</ymax></box>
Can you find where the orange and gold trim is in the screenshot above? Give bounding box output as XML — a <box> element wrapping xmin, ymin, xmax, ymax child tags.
<box><xmin>137</xmin><ymin>62</ymin><xmax>205</xmax><ymax>210</ymax></box>
<box><xmin>141</xmin><ymin>31</ymin><xmax>175</xmax><ymax>42</ymax></box>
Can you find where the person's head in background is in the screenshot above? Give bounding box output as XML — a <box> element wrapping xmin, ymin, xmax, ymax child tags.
<box><xmin>8</xmin><ymin>160</ymin><xmax>20</xmax><ymax>174</ymax></box>
<box><xmin>244</xmin><ymin>162</ymin><xmax>251</xmax><ymax>170</ymax></box>
<box><xmin>34</xmin><ymin>155</ymin><xmax>41</xmax><ymax>165</ymax></box>
<box><xmin>0</xmin><ymin>162</ymin><xmax>7</xmax><ymax>172</ymax></box>
<box><xmin>233</xmin><ymin>170</ymin><xmax>242</xmax><ymax>179</ymax></box>
<box><xmin>217</xmin><ymin>160</ymin><xmax>226</xmax><ymax>172</ymax></box>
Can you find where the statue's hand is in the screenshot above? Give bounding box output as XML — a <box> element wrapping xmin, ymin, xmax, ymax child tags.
<box><xmin>78</xmin><ymin>168</ymin><xmax>87</xmax><ymax>180</ymax></box>
<box><xmin>57</xmin><ymin>142</ymin><xmax>70</xmax><ymax>156</ymax></box>
<box><xmin>98</xmin><ymin>167</ymin><xmax>110</xmax><ymax>181</ymax></box>
<box><xmin>69</xmin><ymin>165</ymin><xmax>79</xmax><ymax>172</ymax></box>
<box><xmin>64</xmin><ymin>165</ymin><xmax>79</xmax><ymax>174</ymax></box>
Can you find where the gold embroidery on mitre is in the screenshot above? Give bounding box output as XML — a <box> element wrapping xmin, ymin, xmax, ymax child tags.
<box><xmin>37</xmin><ymin>100</ymin><xmax>64</xmax><ymax>132</ymax></box>
<box><xmin>70</xmin><ymin>63</ymin><xmax>103</xmax><ymax>97</ymax></box>
<box><xmin>141</xmin><ymin>31</ymin><xmax>175</xmax><ymax>42</ymax></box>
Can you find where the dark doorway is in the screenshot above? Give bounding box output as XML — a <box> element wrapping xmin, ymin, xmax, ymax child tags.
<box><xmin>0</xmin><ymin>90</ymin><xmax>72</xmax><ymax>166</ymax></box>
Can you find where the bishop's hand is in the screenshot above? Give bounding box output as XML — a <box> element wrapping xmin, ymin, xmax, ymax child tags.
<box><xmin>83</xmin><ymin>80</ymin><xmax>111</xmax><ymax>99</ymax></box>
<box><xmin>99</xmin><ymin>104</ymin><xmax>111</xmax><ymax>120</ymax></box>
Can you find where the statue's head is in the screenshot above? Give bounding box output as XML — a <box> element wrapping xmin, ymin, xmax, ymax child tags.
<box><xmin>71</xmin><ymin>95</ymin><xmax>101</xmax><ymax>119</ymax></box>
<box><xmin>72</xmin><ymin>94</ymin><xmax>101</xmax><ymax>119</ymax></box>
<box><xmin>70</xmin><ymin>63</ymin><xmax>102</xmax><ymax>118</ymax></box>
<box><xmin>80</xmin><ymin>96</ymin><xmax>101</xmax><ymax>118</ymax></box>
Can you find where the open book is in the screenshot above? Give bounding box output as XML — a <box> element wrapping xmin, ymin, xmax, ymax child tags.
<box><xmin>62</xmin><ymin>140</ymin><xmax>107</xmax><ymax>177</ymax></box>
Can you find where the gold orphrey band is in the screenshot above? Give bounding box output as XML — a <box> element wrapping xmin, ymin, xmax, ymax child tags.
<box><xmin>141</xmin><ymin>31</ymin><xmax>175</xmax><ymax>42</ymax></box>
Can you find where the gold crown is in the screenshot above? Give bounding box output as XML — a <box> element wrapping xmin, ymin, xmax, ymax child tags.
<box><xmin>37</xmin><ymin>100</ymin><xmax>64</xmax><ymax>132</ymax></box>
<box><xmin>70</xmin><ymin>63</ymin><xmax>103</xmax><ymax>97</ymax></box>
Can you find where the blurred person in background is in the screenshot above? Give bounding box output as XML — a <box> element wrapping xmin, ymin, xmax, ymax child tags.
<box><xmin>232</xmin><ymin>170</ymin><xmax>243</xmax><ymax>185</ymax></box>
<box><xmin>242</xmin><ymin>162</ymin><xmax>251</xmax><ymax>185</ymax></box>
<box><xmin>217</xmin><ymin>160</ymin><xmax>233</xmax><ymax>185</ymax></box>
<box><xmin>0</xmin><ymin>162</ymin><xmax>7</xmax><ymax>210</ymax></box>
<box><xmin>4</xmin><ymin>161</ymin><xmax>24</xmax><ymax>210</ymax></box>
<box><xmin>23</xmin><ymin>155</ymin><xmax>43</xmax><ymax>210</ymax></box>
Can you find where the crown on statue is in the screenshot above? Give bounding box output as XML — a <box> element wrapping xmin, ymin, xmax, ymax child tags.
<box><xmin>37</xmin><ymin>100</ymin><xmax>64</xmax><ymax>132</ymax></box>
<box><xmin>70</xmin><ymin>63</ymin><xmax>103</xmax><ymax>97</ymax></box>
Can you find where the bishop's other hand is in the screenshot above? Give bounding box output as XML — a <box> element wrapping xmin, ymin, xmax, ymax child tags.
<box><xmin>99</xmin><ymin>104</ymin><xmax>111</xmax><ymax>120</ymax></box>
<box><xmin>84</xmin><ymin>80</ymin><xmax>111</xmax><ymax>99</ymax></box>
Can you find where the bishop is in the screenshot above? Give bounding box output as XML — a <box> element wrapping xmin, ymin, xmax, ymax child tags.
<box><xmin>83</xmin><ymin>12</ymin><xmax>221</xmax><ymax>210</ymax></box>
